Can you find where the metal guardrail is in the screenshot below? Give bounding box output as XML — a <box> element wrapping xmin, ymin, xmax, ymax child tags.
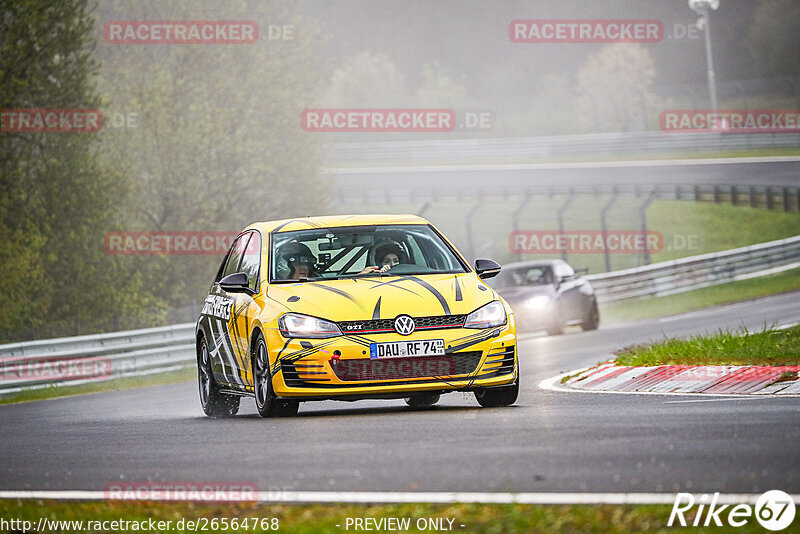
<box><xmin>0</xmin><ymin>235</ymin><xmax>797</xmax><ymax>395</ymax></box>
<box><xmin>586</xmin><ymin>235</ymin><xmax>800</xmax><ymax>303</ymax></box>
<box><xmin>324</xmin><ymin>132</ymin><xmax>800</xmax><ymax>165</ymax></box>
<box><xmin>0</xmin><ymin>324</ymin><xmax>196</xmax><ymax>395</ymax></box>
<box><xmin>334</xmin><ymin>183</ymin><xmax>800</xmax><ymax>213</ymax></box>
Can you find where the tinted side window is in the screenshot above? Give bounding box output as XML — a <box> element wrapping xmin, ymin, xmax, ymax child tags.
<box><xmin>221</xmin><ymin>233</ymin><xmax>250</xmax><ymax>279</ymax></box>
<box><xmin>238</xmin><ymin>232</ymin><xmax>261</xmax><ymax>291</ymax></box>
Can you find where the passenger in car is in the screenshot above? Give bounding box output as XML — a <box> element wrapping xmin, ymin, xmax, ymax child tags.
<box><xmin>361</xmin><ymin>243</ymin><xmax>408</xmax><ymax>274</ymax></box>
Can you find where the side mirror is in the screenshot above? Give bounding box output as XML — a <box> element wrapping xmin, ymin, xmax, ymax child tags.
<box><xmin>474</xmin><ymin>258</ymin><xmax>501</xmax><ymax>279</ymax></box>
<box><xmin>556</xmin><ymin>274</ymin><xmax>577</xmax><ymax>287</ymax></box>
<box><xmin>219</xmin><ymin>272</ymin><xmax>256</xmax><ymax>295</ymax></box>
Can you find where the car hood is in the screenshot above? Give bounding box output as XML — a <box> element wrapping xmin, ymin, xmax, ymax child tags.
<box><xmin>267</xmin><ymin>273</ymin><xmax>496</xmax><ymax>321</ymax></box>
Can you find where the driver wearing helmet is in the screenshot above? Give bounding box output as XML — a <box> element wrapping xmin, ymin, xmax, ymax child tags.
<box><xmin>276</xmin><ymin>241</ymin><xmax>318</xmax><ymax>279</ymax></box>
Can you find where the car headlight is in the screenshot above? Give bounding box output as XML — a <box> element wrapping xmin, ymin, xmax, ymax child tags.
<box><xmin>524</xmin><ymin>295</ymin><xmax>552</xmax><ymax>310</ymax></box>
<box><xmin>464</xmin><ymin>300</ymin><xmax>507</xmax><ymax>329</ymax></box>
<box><xmin>278</xmin><ymin>313</ymin><xmax>342</xmax><ymax>338</ymax></box>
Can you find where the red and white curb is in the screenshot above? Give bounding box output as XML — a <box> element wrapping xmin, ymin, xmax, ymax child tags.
<box><xmin>541</xmin><ymin>361</ymin><xmax>800</xmax><ymax>396</ymax></box>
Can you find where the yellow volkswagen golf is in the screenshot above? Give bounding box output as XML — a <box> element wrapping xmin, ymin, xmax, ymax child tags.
<box><xmin>196</xmin><ymin>214</ymin><xmax>518</xmax><ymax>417</ymax></box>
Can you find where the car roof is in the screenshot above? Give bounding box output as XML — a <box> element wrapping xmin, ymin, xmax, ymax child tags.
<box><xmin>245</xmin><ymin>214</ymin><xmax>430</xmax><ymax>234</ymax></box>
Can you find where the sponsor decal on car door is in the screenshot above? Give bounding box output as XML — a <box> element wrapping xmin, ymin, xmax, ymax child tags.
<box><xmin>201</xmin><ymin>232</ymin><xmax>260</xmax><ymax>388</ymax></box>
<box><xmin>227</xmin><ymin>231</ymin><xmax>263</xmax><ymax>388</ymax></box>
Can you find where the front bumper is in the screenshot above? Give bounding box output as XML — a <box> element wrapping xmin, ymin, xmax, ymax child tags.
<box><xmin>264</xmin><ymin>319</ymin><xmax>518</xmax><ymax>399</ymax></box>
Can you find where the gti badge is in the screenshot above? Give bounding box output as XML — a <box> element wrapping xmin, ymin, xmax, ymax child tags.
<box><xmin>394</xmin><ymin>315</ymin><xmax>415</xmax><ymax>336</ymax></box>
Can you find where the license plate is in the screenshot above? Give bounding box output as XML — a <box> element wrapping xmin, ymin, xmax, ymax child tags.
<box><xmin>369</xmin><ymin>339</ymin><xmax>445</xmax><ymax>359</ymax></box>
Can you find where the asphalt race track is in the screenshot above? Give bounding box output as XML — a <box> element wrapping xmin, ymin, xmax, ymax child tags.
<box><xmin>1</xmin><ymin>291</ymin><xmax>799</xmax><ymax>495</ymax></box>
<box><xmin>330</xmin><ymin>157</ymin><xmax>800</xmax><ymax>190</ymax></box>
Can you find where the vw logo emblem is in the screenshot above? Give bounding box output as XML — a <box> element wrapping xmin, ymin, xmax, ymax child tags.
<box><xmin>394</xmin><ymin>315</ymin><xmax>415</xmax><ymax>336</ymax></box>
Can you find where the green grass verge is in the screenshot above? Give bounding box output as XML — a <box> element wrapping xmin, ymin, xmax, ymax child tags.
<box><xmin>0</xmin><ymin>500</ymin><xmax>777</xmax><ymax>533</ymax></box>
<box><xmin>647</xmin><ymin>203</ymin><xmax>800</xmax><ymax>263</ymax></box>
<box><xmin>601</xmin><ymin>268</ymin><xmax>800</xmax><ymax>325</ymax></box>
<box><xmin>0</xmin><ymin>367</ymin><xmax>196</xmax><ymax>406</ymax></box>
<box><xmin>615</xmin><ymin>325</ymin><xmax>800</xmax><ymax>367</ymax></box>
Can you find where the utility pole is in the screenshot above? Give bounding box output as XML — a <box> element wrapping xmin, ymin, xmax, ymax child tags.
<box><xmin>688</xmin><ymin>0</ymin><xmax>720</xmax><ymax>111</ymax></box>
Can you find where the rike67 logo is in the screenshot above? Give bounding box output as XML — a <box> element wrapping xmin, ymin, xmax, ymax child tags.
<box><xmin>669</xmin><ymin>490</ymin><xmax>796</xmax><ymax>531</ymax></box>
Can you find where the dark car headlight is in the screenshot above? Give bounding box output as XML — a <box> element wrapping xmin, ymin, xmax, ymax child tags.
<box><xmin>279</xmin><ymin>313</ymin><xmax>342</xmax><ymax>338</ymax></box>
<box><xmin>464</xmin><ymin>300</ymin><xmax>507</xmax><ymax>329</ymax></box>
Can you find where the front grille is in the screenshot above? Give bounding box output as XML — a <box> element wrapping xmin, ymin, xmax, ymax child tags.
<box><xmin>332</xmin><ymin>351</ymin><xmax>482</xmax><ymax>382</ymax></box>
<box><xmin>338</xmin><ymin>314</ymin><xmax>466</xmax><ymax>334</ymax></box>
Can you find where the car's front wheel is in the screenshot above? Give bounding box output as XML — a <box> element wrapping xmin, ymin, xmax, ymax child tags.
<box><xmin>546</xmin><ymin>303</ymin><xmax>565</xmax><ymax>336</ymax></box>
<box><xmin>474</xmin><ymin>377</ymin><xmax>519</xmax><ymax>408</ymax></box>
<box><xmin>581</xmin><ymin>299</ymin><xmax>600</xmax><ymax>331</ymax></box>
<box><xmin>198</xmin><ymin>337</ymin><xmax>240</xmax><ymax>417</ymax></box>
<box><xmin>405</xmin><ymin>393</ymin><xmax>440</xmax><ymax>409</ymax></box>
<box><xmin>253</xmin><ymin>335</ymin><xmax>299</xmax><ymax>418</ymax></box>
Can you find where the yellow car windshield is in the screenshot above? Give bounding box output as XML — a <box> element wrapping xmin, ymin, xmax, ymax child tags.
<box><xmin>271</xmin><ymin>224</ymin><xmax>468</xmax><ymax>282</ymax></box>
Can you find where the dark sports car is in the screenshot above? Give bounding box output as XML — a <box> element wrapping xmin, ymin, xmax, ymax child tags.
<box><xmin>489</xmin><ymin>260</ymin><xmax>599</xmax><ymax>335</ymax></box>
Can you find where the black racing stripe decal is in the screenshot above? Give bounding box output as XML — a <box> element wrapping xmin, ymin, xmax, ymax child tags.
<box><xmin>342</xmin><ymin>337</ymin><xmax>371</xmax><ymax>348</ymax></box>
<box><xmin>220</xmin><ymin>319</ymin><xmax>244</xmax><ymax>385</ymax></box>
<box><xmin>271</xmin><ymin>218</ymin><xmax>323</xmax><ymax>233</ymax></box>
<box><xmin>307</xmin><ymin>282</ymin><xmax>367</xmax><ymax>311</ymax></box>
<box><xmin>279</xmin><ymin>343</ymin><xmax>323</xmax><ymax>363</ymax></box>
<box><xmin>271</xmin><ymin>339</ymin><xmax>337</xmax><ymax>375</ymax></box>
<box><xmin>363</xmin><ymin>278</ymin><xmax>422</xmax><ymax>297</ymax></box>
<box><xmin>343</xmin><ymin>334</ymin><xmax>378</xmax><ymax>347</ymax></box>
<box><xmin>232</xmin><ymin>300</ymin><xmax>250</xmax><ymax>321</ymax></box>
<box><xmin>211</xmin><ymin>318</ymin><xmax>240</xmax><ymax>385</ymax></box>
<box><xmin>243</xmin><ymin>312</ymin><xmax>252</xmax><ymax>383</ymax></box>
<box><xmin>372</xmin><ymin>297</ymin><xmax>382</xmax><ymax>320</ymax></box>
<box><xmin>229</xmin><ymin>306</ymin><xmax>248</xmax><ymax>384</ymax></box>
<box><xmin>271</xmin><ymin>220</ymin><xmax>300</xmax><ymax>233</ymax></box>
<box><xmin>454</xmin><ymin>275</ymin><xmax>462</xmax><ymax>301</ymax></box>
<box><xmin>405</xmin><ymin>276</ymin><xmax>451</xmax><ymax>315</ymax></box>
<box><xmin>275</xmin><ymin>338</ymin><xmax>292</xmax><ymax>359</ymax></box>
<box><xmin>446</xmin><ymin>329</ymin><xmax>501</xmax><ymax>353</ymax></box>
<box><xmin>448</xmin><ymin>328</ymin><xmax>494</xmax><ymax>345</ymax></box>
<box><xmin>229</xmin><ymin>301</ymin><xmax>249</xmax><ymax>375</ymax></box>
